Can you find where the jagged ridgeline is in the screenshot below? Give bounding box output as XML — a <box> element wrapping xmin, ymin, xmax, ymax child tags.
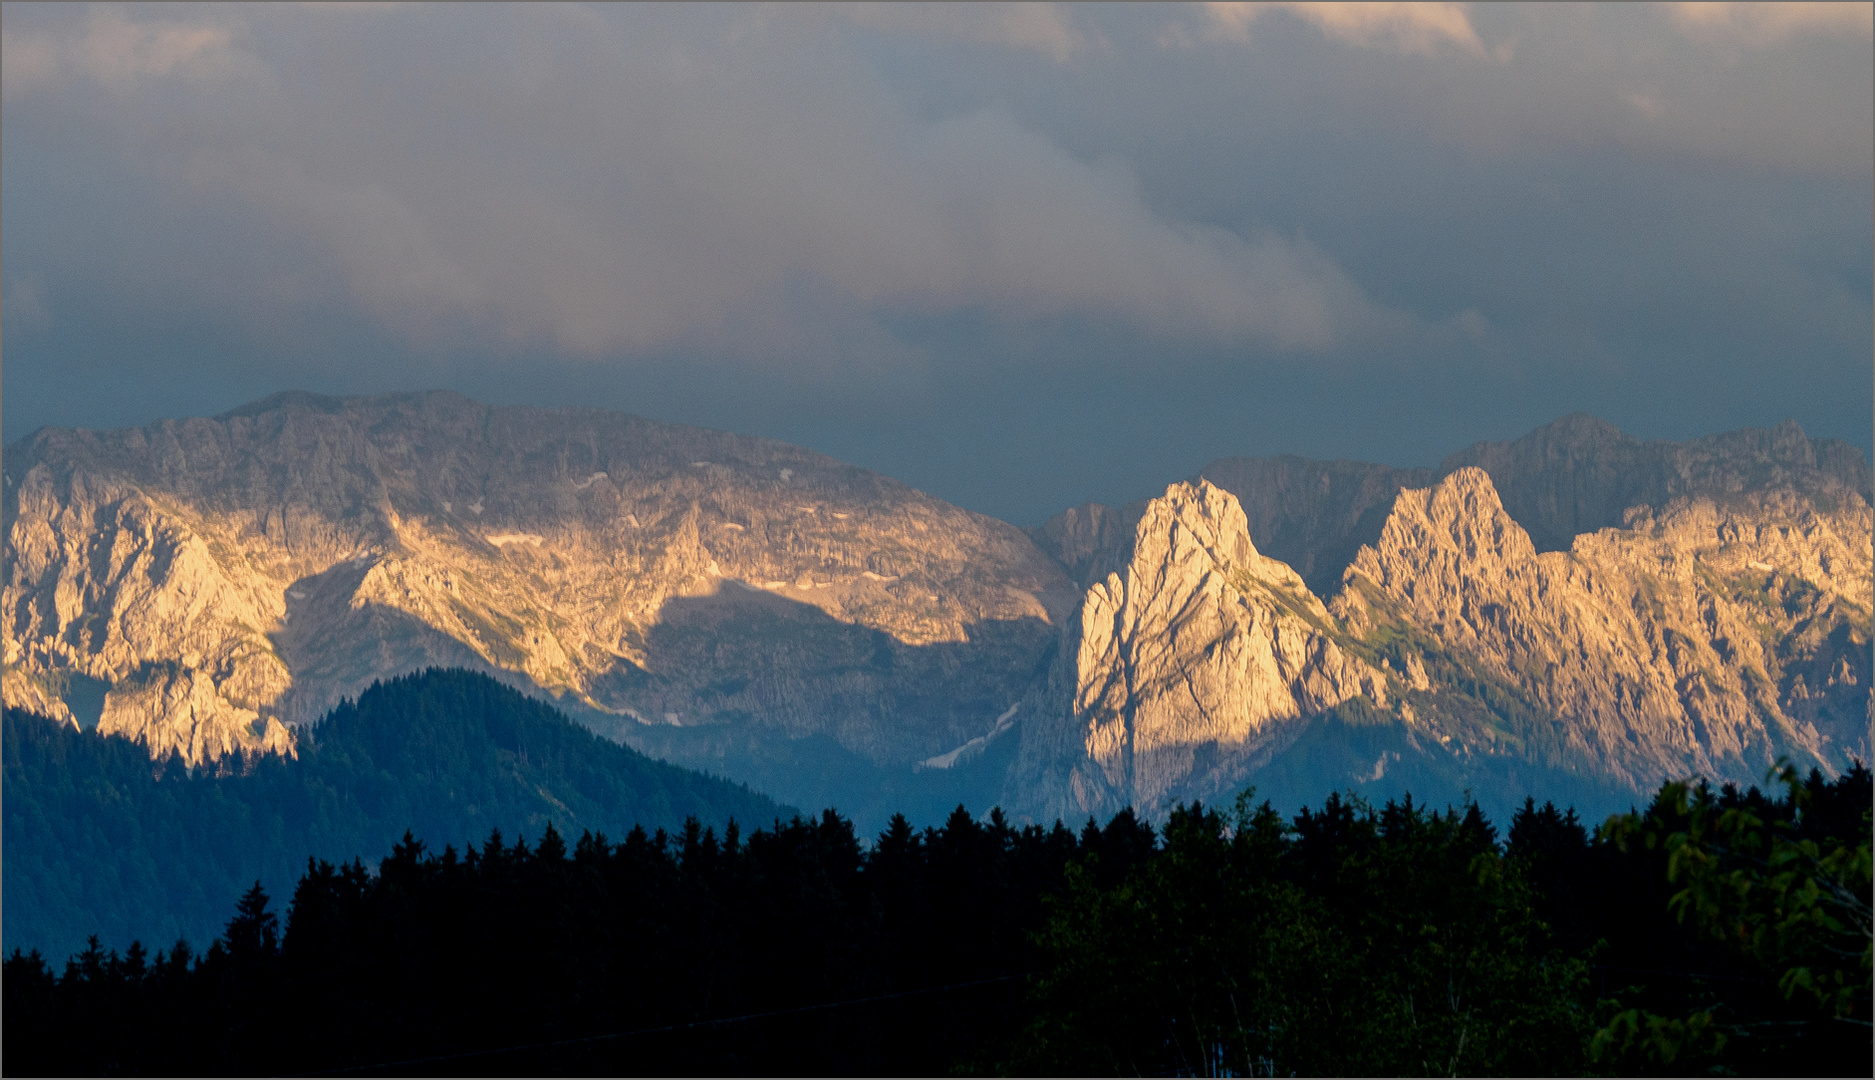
<box><xmin>1023</xmin><ymin>417</ymin><xmax>1872</xmax><ymax>824</ymax></box>
<box><xmin>4</xmin><ymin>391</ymin><xmax>1871</xmax><ymax>836</ymax></box>
<box><xmin>2</xmin><ymin>668</ymin><xmax>789</xmax><ymax>960</ymax></box>
<box><xmin>2</xmin><ymin>390</ymin><xmax>1069</xmax><ymax>828</ymax></box>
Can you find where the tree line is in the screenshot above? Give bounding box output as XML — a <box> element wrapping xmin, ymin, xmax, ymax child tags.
<box><xmin>2</xmin><ymin>669</ymin><xmax>785</xmax><ymax>959</ymax></box>
<box><xmin>5</xmin><ymin>760</ymin><xmax>1866</xmax><ymax>1076</ymax></box>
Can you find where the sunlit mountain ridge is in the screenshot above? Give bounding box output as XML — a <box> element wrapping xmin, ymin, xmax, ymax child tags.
<box><xmin>4</xmin><ymin>392</ymin><xmax>1868</xmax><ymax>828</ymax></box>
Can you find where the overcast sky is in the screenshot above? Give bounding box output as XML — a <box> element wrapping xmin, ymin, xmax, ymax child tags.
<box><xmin>4</xmin><ymin>2</ymin><xmax>1870</xmax><ymax>523</ymax></box>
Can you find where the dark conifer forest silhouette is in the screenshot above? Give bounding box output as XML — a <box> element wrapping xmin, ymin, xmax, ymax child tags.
<box><xmin>3</xmin><ymin>670</ymin><xmax>1868</xmax><ymax>1076</ymax></box>
<box><xmin>3</xmin><ymin>669</ymin><xmax>786</xmax><ymax>958</ymax></box>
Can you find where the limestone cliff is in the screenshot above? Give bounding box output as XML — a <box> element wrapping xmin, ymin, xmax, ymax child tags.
<box><xmin>1333</xmin><ymin>468</ymin><xmax>1872</xmax><ymax>790</ymax></box>
<box><xmin>1197</xmin><ymin>456</ymin><xmax>1436</xmax><ymax>595</ymax></box>
<box><xmin>1438</xmin><ymin>414</ymin><xmax>1872</xmax><ymax>554</ymax></box>
<box><xmin>1039</xmin><ymin>416</ymin><xmax>1869</xmax><ymax>603</ymax></box>
<box><xmin>1014</xmin><ymin>456</ymin><xmax>1869</xmax><ymax>823</ymax></box>
<box><xmin>7</xmin><ymin>396</ymin><xmax>1868</xmax><ymax>824</ymax></box>
<box><xmin>3</xmin><ymin>466</ymin><xmax>297</xmax><ymax>761</ymax></box>
<box><xmin>2</xmin><ymin>391</ymin><xmax>1075</xmax><ymax>773</ymax></box>
<box><xmin>1012</xmin><ymin>480</ymin><xmax>1387</xmax><ymax>821</ymax></box>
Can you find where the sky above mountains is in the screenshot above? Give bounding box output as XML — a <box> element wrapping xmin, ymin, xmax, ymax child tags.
<box><xmin>3</xmin><ymin>2</ymin><xmax>1870</xmax><ymax>525</ymax></box>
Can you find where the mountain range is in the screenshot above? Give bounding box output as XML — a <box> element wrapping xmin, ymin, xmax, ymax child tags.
<box><xmin>5</xmin><ymin>391</ymin><xmax>1869</xmax><ymax>831</ymax></box>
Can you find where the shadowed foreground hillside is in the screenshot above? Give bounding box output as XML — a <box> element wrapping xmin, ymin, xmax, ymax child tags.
<box><xmin>2</xmin><ymin>668</ymin><xmax>787</xmax><ymax>959</ymax></box>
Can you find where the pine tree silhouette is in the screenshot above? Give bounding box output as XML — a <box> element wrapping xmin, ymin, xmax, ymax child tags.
<box><xmin>224</xmin><ymin>882</ymin><xmax>279</xmax><ymax>960</ymax></box>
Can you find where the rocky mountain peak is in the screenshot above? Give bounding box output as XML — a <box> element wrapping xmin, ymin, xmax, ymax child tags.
<box><xmin>1130</xmin><ymin>478</ymin><xmax>1258</xmax><ymax>579</ymax></box>
<box><xmin>1439</xmin><ymin>415</ymin><xmax>1870</xmax><ymax>553</ymax></box>
<box><xmin>1348</xmin><ymin>467</ymin><xmax>1536</xmax><ymax>599</ymax></box>
<box><xmin>1012</xmin><ymin>480</ymin><xmax>1385</xmax><ymax>821</ymax></box>
<box><xmin>1334</xmin><ymin>464</ymin><xmax>1870</xmax><ymax>790</ymax></box>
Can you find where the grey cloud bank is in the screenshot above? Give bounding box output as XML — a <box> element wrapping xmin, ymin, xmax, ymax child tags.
<box><xmin>3</xmin><ymin>2</ymin><xmax>1869</xmax><ymax>524</ymax></box>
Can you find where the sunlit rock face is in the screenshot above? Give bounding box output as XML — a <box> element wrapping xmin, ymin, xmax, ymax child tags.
<box><xmin>1196</xmin><ymin>456</ymin><xmax>1435</xmax><ymax>595</ymax></box>
<box><xmin>1012</xmin><ymin>480</ymin><xmax>1386</xmax><ymax>822</ymax></box>
<box><xmin>1040</xmin><ymin>414</ymin><xmax>1874</xmax><ymax>624</ymax></box>
<box><xmin>1012</xmin><ymin>452</ymin><xmax>1870</xmax><ymax>823</ymax></box>
<box><xmin>5</xmin><ymin>393</ymin><xmax>1868</xmax><ymax>823</ymax></box>
<box><xmin>1334</xmin><ymin>467</ymin><xmax>1873</xmax><ymax>790</ymax></box>
<box><xmin>3</xmin><ymin>459</ymin><xmax>298</xmax><ymax>761</ymax></box>
<box><xmin>1436</xmin><ymin>413</ymin><xmax>1874</xmax><ymax>556</ymax></box>
<box><xmin>1</xmin><ymin>391</ymin><xmax>1075</xmax><ymax>769</ymax></box>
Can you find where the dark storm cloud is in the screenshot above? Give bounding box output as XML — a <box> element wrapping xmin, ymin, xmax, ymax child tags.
<box><xmin>3</xmin><ymin>3</ymin><xmax>1869</xmax><ymax>524</ymax></box>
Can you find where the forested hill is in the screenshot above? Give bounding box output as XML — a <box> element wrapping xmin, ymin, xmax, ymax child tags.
<box><xmin>3</xmin><ymin>669</ymin><xmax>790</xmax><ymax>959</ymax></box>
